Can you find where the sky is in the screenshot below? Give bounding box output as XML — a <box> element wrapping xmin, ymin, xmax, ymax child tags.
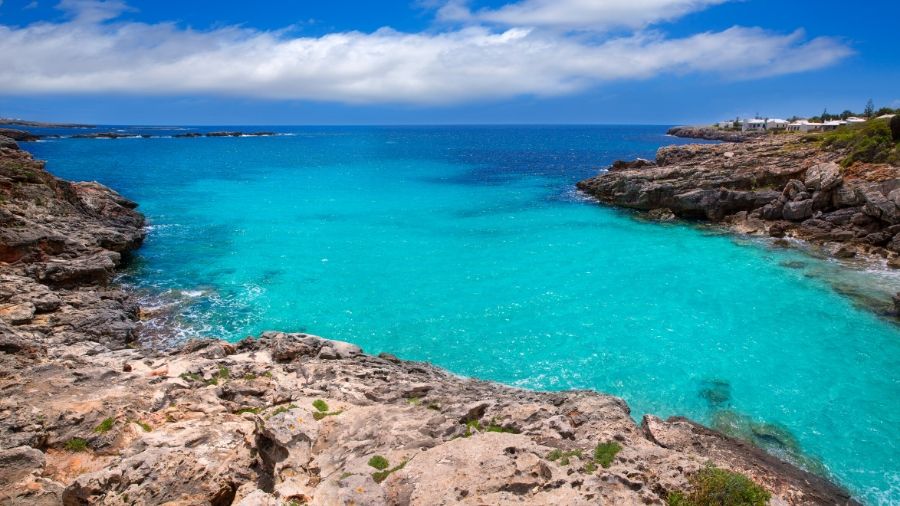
<box><xmin>0</xmin><ymin>0</ymin><xmax>897</xmax><ymax>125</ymax></box>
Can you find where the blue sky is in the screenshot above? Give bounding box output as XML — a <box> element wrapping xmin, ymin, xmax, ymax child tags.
<box><xmin>0</xmin><ymin>0</ymin><xmax>897</xmax><ymax>125</ymax></box>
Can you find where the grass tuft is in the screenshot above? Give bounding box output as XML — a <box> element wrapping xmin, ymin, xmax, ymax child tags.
<box><xmin>64</xmin><ymin>438</ymin><xmax>88</xmax><ymax>452</ymax></box>
<box><xmin>667</xmin><ymin>464</ymin><xmax>770</xmax><ymax>506</ymax></box>
<box><xmin>368</xmin><ymin>455</ymin><xmax>390</xmax><ymax>470</ymax></box>
<box><xmin>372</xmin><ymin>460</ymin><xmax>407</xmax><ymax>484</ymax></box>
<box><xmin>312</xmin><ymin>399</ymin><xmax>329</xmax><ymax>412</ymax></box>
<box><xmin>94</xmin><ymin>417</ymin><xmax>116</xmax><ymax>433</ymax></box>
<box><xmin>593</xmin><ymin>441</ymin><xmax>622</xmax><ymax>469</ymax></box>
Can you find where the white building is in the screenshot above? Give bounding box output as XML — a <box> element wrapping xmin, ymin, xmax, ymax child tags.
<box><xmin>786</xmin><ymin>120</ymin><xmax>823</xmax><ymax>133</ymax></box>
<box><xmin>717</xmin><ymin>120</ymin><xmax>735</xmax><ymax>129</ymax></box>
<box><xmin>822</xmin><ymin>120</ymin><xmax>848</xmax><ymax>131</ymax></box>
<box><xmin>741</xmin><ymin>118</ymin><xmax>766</xmax><ymax>132</ymax></box>
<box><xmin>766</xmin><ymin>118</ymin><xmax>789</xmax><ymax>130</ymax></box>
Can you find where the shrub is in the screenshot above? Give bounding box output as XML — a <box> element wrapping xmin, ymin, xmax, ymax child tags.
<box><xmin>64</xmin><ymin>438</ymin><xmax>88</xmax><ymax>452</ymax></box>
<box><xmin>593</xmin><ymin>441</ymin><xmax>622</xmax><ymax>468</ymax></box>
<box><xmin>891</xmin><ymin>115</ymin><xmax>900</xmax><ymax>142</ymax></box>
<box><xmin>368</xmin><ymin>455</ymin><xmax>390</xmax><ymax>470</ymax></box>
<box><xmin>667</xmin><ymin>464</ymin><xmax>770</xmax><ymax>506</ymax></box>
<box><xmin>312</xmin><ymin>399</ymin><xmax>329</xmax><ymax>412</ymax></box>
<box><xmin>820</xmin><ymin>118</ymin><xmax>900</xmax><ymax>166</ymax></box>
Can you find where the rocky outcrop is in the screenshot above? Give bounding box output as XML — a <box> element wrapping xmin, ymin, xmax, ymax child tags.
<box><xmin>667</xmin><ymin>126</ymin><xmax>761</xmax><ymax>143</ymax></box>
<box><xmin>0</xmin><ymin>141</ymin><xmax>859</xmax><ymax>505</ymax></box>
<box><xmin>577</xmin><ymin>134</ymin><xmax>900</xmax><ymax>279</ymax></box>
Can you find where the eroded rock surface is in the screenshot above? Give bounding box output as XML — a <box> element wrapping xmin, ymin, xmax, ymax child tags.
<box><xmin>0</xmin><ymin>139</ymin><xmax>858</xmax><ymax>505</ymax></box>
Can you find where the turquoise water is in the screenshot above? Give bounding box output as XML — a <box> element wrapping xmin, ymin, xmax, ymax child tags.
<box><xmin>26</xmin><ymin>126</ymin><xmax>900</xmax><ymax>504</ymax></box>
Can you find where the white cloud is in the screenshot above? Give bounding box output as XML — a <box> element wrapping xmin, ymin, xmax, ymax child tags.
<box><xmin>439</xmin><ymin>0</ymin><xmax>730</xmax><ymax>30</ymax></box>
<box><xmin>0</xmin><ymin>1</ymin><xmax>852</xmax><ymax>105</ymax></box>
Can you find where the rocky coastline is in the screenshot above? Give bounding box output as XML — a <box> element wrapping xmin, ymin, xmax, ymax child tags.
<box><xmin>578</xmin><ymin>129</ymin><xmax>900</xmax><ymax>317</ymax></box>
<box><xmin>0</xmin><ymin>131</ymin><xmax>859</xmax><ymax>505</ymax></box>
<box><xmin>666</xmin><ymin>126</ymin><xmax>761</xmax><ymax>143</ymax></box>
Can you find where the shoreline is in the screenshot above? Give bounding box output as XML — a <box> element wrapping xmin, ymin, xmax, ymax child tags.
<box><xmin>0</xmin><ymin>129</ymin><xmax>864</xmax><ymax>504</ymax></box>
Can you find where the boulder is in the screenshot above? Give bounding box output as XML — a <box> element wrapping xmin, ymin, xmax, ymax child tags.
<box><xmin>804</xmin><ymin>162</ymin><xmax>842</xmax><ymax>191</ymax></box>
<box><xmin>782</xmin><ymin>200</ymin><xmax>813</xmax><ymax>221</ymax></box>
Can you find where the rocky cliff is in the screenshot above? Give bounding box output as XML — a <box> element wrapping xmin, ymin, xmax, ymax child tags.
<box><xmin>0</xmin><ymin>135</ymin><xmax>857</xmax><ymax>505</ymax></box>
<box><xmin>578</xmin><ymin>133</ymin><xmax>900</xmax><ymax>275</ymax></box>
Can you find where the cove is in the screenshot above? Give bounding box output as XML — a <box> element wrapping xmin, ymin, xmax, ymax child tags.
<box><xmin>25</xmin><ymin>125</ymin><xmax>900</xmax><ymax>504</ymax></box>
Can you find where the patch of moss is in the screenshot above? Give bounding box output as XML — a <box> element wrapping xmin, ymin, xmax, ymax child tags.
<box><xmin>94</xmin><ymin>417</ymin><xmax>116</xmax><ymax>433</ymax></box>
<box><xmin>217</xmin><ymin>366</ymin><xmax>230</xmax><ymax>380</ymax></box>
<box><xmin>312</xmin><ymin>399</ymin><xmax>329</xmax><ymax>412</ymax></box>
<box><xmin>368</xmin><ymin>455</ymin><xmax>390</xmax><ymax>470</ymax></box>
<box><xmin>406</xmin><ymin>396</ymin><xmax>421</xmax><ymax>406</ymax></box>
<box><xmin>593</xmin><ymin>441</ymin><xmax>622</xmax><ymax>469</ymax></box>
<box><xmin>242</xmin><ymin>373</ymin><xmax>257</xmax><ymax>380</ymax></box>
<box><xmin>583</xmin><ymin>461</ymin><xmax>597</xmax><ymax>473</ymax></box>
<box><xmin>235</xmin><ymin>407</ymin><xmax>262</xmax><ymax>415</ymax></box>
<box><xmin>667</xmin><ymin>464</ymin><xmax>770</xmax><ymax>506</ymax></box>
<box><xmin>64</xmin><ymin>438</ymin><xmax>88</xmax><ymax>452</ymax></box>
<box><xmin>135</xmin><ymin>420</ymin><xmax>152</xmax><ymax>432</ymax></box>
<box><xmin>338</xmin><ymin>472</ymin><xmax>354</xmax><ymax>480</ymax></box>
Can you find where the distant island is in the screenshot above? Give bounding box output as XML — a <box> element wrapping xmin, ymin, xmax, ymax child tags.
<box><xmin>0</xmin><ymin>117</ymin><xmax>95</xmax><ymax>128</ymax></box>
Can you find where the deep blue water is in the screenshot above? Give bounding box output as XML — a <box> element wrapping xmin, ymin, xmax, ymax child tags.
<box><xmin>24</xmin><ymin>125</ymin><xmax>900</xmax><ymax>504</ymax></box>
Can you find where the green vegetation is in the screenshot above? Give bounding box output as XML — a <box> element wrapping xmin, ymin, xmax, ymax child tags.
<box><xmin>135</xmin><ymin>420</ymin><xmax>152</xmax><ymax>432</ymax></box>
<box><xmin>667</xmin><ymin>464</ymin><xmax>770</xmax><ymax>506</ymax></box>
<box><xmin>242</xmin><ymin>373</ymin><xmax>257</xmax><ymax>380</ymax></box>
<box><xmin>267</xmin><ymin>403</ymin><xmax>298</xmax><ymax>419</ymax></box>
<box><xmin>820</xmin><ymin>118</ymin><xmax>900</xmax><ymax>167</ymax></box>
<box><xmin>64</xmin><ymin>438</ymin><xmax>88</xmax><ymax>452</ymax></box>
<box><xmin>372</xmin><ymin>460</ymin><xmax>408</xmax><ymax>484</ymax></box>
<box><xmin>338</xmin><ymin>472</ymin><xmax>354</xmax><ymax>480</ymax></box>
<box><xmin>235</xmin><ymin>406</ymin><xmax>262</xmax><ymax>415</ymax></box>
<box><xmin>180</xmin><ymin>367</ymin><xmax>230</xmax><ymax>386</ymax></box>
<box><xmin>179</xmin><ymin>372</ymin><xmax>203</xmax><ymax>383</ymax></box>
<box><xmin>310</xmin><ymin>399</ymin><xmax>342</xmax><ymax>420</ymax></box>
<box><xmin>406</xmin><ymin>396</ymin><xmax>421</xmax><ymax>406</ymax></box>
<box><xmin>891</xmin><ymin>115</ymin><xmax>900</xmax><ymax>142</ymax></box>
<box><xmin>313</xmin><ymin>410</ymin><xmax>342</xmax><ymax>421</ymax></box>
<box><xmin>546</xmin><ymin>448</ymin><xmax>583</xmax><ymax>466</ymax></box>
<box><xmin>485</xmin><ymin>422</ymin><xmax>519</xmax><ymax>434</ymax></box>
<box><xmin>368</xmin><ymin>455</ymin><xmax>390</xmax><ymax>470</ymax></box>
<box><xmin>593</xmin><ymin>441</ymin><xmax>622</xmax><ymax>468</ymax></box>
<box><xmin>94</xmin><ymin>417</ymin><xmax>116</xmax><ymax>433</ymax></box>
<box><xmin>462</xmin><ymin>419</ymin><xmax>482</xmax><ymax>437</ymax></box>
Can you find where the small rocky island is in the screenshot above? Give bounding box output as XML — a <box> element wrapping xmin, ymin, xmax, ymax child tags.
<box><xmin>0</xmin><ymin>129</ymin><xmax>859</xmax><ymax>504</ymax></box>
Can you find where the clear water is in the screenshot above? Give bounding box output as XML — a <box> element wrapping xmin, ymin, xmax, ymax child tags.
<box><xmin>25</xmin><ymin>125</ymin><xmax>900</xmax><ymax>504</ymax></box>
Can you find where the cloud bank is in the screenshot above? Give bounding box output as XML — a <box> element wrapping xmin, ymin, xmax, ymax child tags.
<box><xmin>0</xmin><ymin>0</ymin><xmax>852</xmax><ymax>104</ymax></box>
<box><xmin>438</xmin><ymin>0</ymin><xmax>730</xmax><ymax>30</ymax></box>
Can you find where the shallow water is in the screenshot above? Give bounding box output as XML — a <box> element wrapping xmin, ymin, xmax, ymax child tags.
<box><xmin>25</xmin><ymin>125</ymin><xmax>900</xmax><ymax>504</ymax></box>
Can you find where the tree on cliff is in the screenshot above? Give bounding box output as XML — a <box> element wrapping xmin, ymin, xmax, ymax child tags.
<box><xmin>865</xmin><ymin>99</ymin><xmax>875</xmax><ymax>118</ymax></box>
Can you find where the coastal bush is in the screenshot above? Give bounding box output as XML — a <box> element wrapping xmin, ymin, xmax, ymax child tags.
<box><xmin>820</xmin><ymin>119</ymin><xmax>900</xmax><ymax>167</ymax></box>
<box><xmin>368</xmin><ymin>455</ymin><xmax>389</xmax><ymax>470</ymax></box>
<box><xmin>64</xmin><ymin>438</ymin><xmax>88</xmax><ymax>452</ymax></box>
<box><xmin>891</xmin><ymin>115</ymin><xmax>900</xmax><ymax>141</ymax></box>
<box><xmin>593</xmin><ymin>441</ymin><xmax>622</xmax><ymax>468</ymax></box>
<box><xmin>667</xmin><ymin>464</ymin><xmax>770</xmax><ymax>506</ymax></box>
<box><xmin>94</xmin><ymin>417</ymin><xmax>115</xmax><ymax>433</ymax></box>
